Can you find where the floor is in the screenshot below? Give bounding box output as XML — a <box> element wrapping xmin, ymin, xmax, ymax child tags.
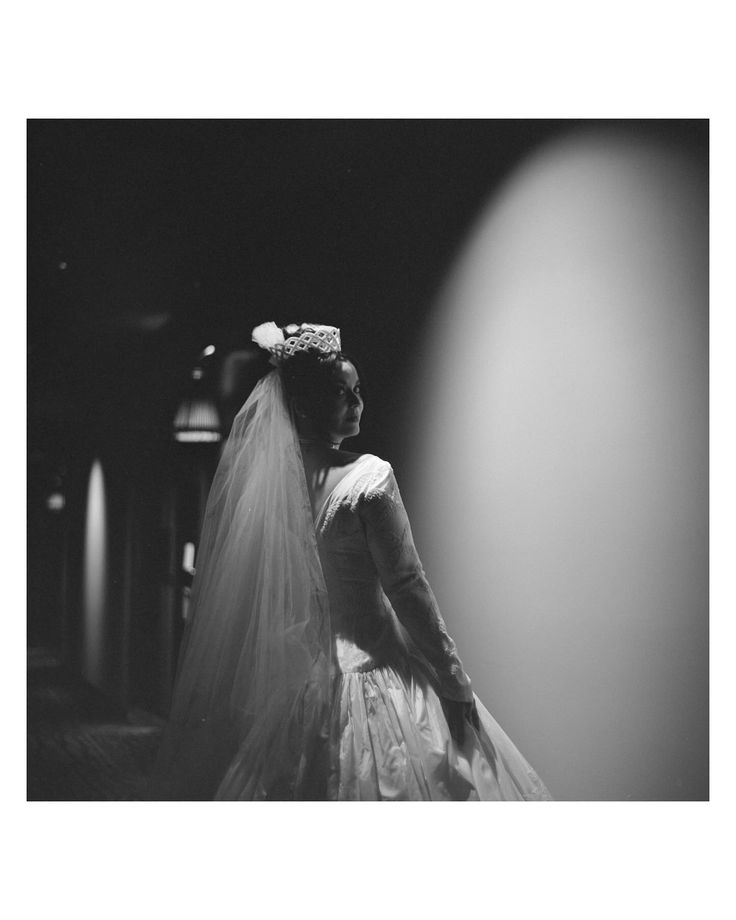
<box><xmin>27</xmin><ymin>649</ymin><xmax>163</xmax><ymax>801</ymax></box>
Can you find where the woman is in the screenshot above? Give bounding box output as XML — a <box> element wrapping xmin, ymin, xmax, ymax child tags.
<box><xmin>150</xmin><ymin>322</ymin><xmax>551</xmax><ymax>800</ymax></box>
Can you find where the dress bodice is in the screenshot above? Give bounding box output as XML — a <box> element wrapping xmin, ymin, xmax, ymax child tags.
<box><xmin>315</xmin><ymin>454</ymin><xmax>473</xmax><ymax>702</ymax></box>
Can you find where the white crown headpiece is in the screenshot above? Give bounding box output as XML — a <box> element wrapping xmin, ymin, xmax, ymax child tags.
<box><xmin>252</xmin><ymin>322</ymin><xmax>342</xmax><ymax>366</ymax></box>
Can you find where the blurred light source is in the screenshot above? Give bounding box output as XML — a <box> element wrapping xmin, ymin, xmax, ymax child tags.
<box><xmin>46</xmin><ymin>492</ymin><xmax>65</xmax><ymax>511</ymax></box>
<box><xmin>181</xmin><ymin>541</ymin><xmax>196</xmax><ymax>622</ymax></box>
<box><xmin>173</xmin><ymin>396</ymin><xmax>222</xmax><ymax>442</ymax></box>
<box><xmin>182</xmin><ymin>541</ymin><xmax>196</xmax><ymax>574</ymax></box>
<box><xmin>404</xmin><ymin>128</ymin><xmax>707</xmax><ymax>801</ymax></box>
<box><xmin>174</xmin><ymin>351</ymin><xmax>222</xmax><ymax>442</ymax></box>
<box><xmin>83</xmin><ymin>459</ymin><xmax>107</xmax><ymax>688</ymax></box>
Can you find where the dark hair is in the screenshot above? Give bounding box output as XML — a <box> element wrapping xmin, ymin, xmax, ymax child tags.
<box><xmin>281</xmin><ymin>349</ymin><xmax>362</xmax><ymax>421</ymax></box>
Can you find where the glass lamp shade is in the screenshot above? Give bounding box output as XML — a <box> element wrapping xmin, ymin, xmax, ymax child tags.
<box><xmin>173</xmin><ymin>396</ymin><xmax>222</xmax><ymax>442</ymax></box>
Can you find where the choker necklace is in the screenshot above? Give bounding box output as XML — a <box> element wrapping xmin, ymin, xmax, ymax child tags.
<box><xmin>299</xmin><ymin>437</ymin><xmax>340</xmax><ymax>451</ymax></box>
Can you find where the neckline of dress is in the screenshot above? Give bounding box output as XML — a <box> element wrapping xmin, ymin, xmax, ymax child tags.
<box><xmin>314</xmin><ymin>453</ymin><xmax>373</xmax><ymax>529</ymax></box>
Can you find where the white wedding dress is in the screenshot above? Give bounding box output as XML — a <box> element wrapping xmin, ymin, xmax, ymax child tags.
<box><xmin>216</xmin><ymin>453</ymin><xmax>552</xmax><ymax>801</ymax></box>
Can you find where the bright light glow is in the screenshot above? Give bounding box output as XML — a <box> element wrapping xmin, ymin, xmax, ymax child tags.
<box><xmin>203</xmin><ymin>345</ymin><xmax>216</xmax><ymax>357</ymax></box>
<box><xmin>174</xmin><ymin>430</ymin><xmax>221</xmax><ymax>443</ymax></box>
<box><xmin>173</xmin><ymin>396</ymin><xmax>221</xmax><ymax>441</ymax></box>
<box><xmin>182</xmin><ymin>541</ymin><xmax>196</xmax><ymax>571</ymax></box>
<box><xmin>404</xmin><ymin>130</ymin><xmax>707</xmax><ymax>801</ymax></box>
<box><xmin>83</xmin><ymin>459</ymin><xmax>108</xmax><ymax>688</ymax></box>
<box><xmin>46</xmin><ymin>492</ymin><xmax>65</xmax><ymax>511</ymax></box>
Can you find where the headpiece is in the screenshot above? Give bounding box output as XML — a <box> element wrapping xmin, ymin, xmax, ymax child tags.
<box><xmin>252</xmin><ymin>321</ymin><xmax>342</xmax><ymax>365</ymax></box>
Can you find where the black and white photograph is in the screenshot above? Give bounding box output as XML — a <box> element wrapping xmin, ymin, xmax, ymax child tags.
<box><xmin>11</xmin><ymin>5</ymin><xmax>732</xmax><ymax>914</ymax></box>
<box><xmin>27</xmin><ymin>118</ymin><xmax>708</xmax><ymax>804</ymax></box>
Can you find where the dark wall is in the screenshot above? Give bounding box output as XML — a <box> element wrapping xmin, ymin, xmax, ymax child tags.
<box><xmin>27</xmin><ymin>119</ymin><xmax>708</xmax><ymax>715</ymax></box>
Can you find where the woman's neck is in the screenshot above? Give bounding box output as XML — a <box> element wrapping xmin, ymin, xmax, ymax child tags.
<box><xmin>295</xmin><ymin>416</ymin><xmax>342</xmax><ymax>451</ymax></box>
<box><xmin>299</xmin><ymin>437</ymin><xmax>341</xmax><ymax>451</ymax></box>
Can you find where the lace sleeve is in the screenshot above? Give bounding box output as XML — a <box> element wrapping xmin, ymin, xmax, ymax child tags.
<box><xmin>359</xmin><ymin>463</ymin><xmax>473</xmax><ymax>703</ymax></box>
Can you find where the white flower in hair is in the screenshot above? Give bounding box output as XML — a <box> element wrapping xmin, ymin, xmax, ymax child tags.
<box><xmin>252</xmin><ymin>322</ymin><xmax>285</xmax><ymax>351</ymax></box>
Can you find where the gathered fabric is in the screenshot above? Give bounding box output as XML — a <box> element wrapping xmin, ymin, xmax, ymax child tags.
<box><xmin>327</xmin><ymin>666</ymin><xmax>549</xmax><ymax>801</ymax></box>
<box><xmin>150</xmin><ymin>367</ymin><xmax>550</xmax><ymax>801</ymax></box>
<box><xmin>214</xmin><ymin>450</ymin><xmax>551</xmax><ymax>802</ymax></box>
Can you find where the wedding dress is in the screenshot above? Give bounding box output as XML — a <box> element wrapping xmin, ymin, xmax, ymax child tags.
<box><xmin>151</xmin><ymin>356</ymin><xmax>551</xmax><ymax>801</ymax></box>
<box><xmin>215</xmin><ymin>452</ymin><xmax>551</xmax><ymax>801</ymax></box>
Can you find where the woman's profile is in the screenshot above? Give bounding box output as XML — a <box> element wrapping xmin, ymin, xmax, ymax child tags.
<box><xmin>150</xmin><ymin>322</ymin><xmax>552</xmax><ymax>800</ymax></box>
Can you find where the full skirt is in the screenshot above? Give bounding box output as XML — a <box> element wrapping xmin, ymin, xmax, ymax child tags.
<box><xmin>325</xmin><ymin>664</ymin><xmax>551</xmax><ymax>801</ymax></box>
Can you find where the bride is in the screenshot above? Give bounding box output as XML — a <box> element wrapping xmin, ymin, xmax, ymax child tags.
<box><xmin>150</xmin><ymin>322</ymin><xmax>552</xmax><ymax>801</ymax></box>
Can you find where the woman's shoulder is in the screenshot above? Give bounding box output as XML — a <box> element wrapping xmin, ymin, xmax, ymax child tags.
<box><xmin>349</xmin><ymin>454</ymin><xmax>397</xmax><ymax>502</ymax></box>
<box><xmin>324</xmin><ymin>453</ymin><xmax>392</xmax><ymax>496</ymax></box>
<box><xmin>345</xmin><ymin>452</ymin><xmax>392</xmax><ymax>473</ymax></box>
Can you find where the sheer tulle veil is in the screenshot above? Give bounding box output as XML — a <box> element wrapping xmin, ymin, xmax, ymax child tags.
<box><xmin>149</xmin><ymin>368</ymin><xmax>333</xmax><ymax>800</ymax></box>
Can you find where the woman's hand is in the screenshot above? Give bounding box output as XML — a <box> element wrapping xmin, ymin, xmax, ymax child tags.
<box><xmin>441</xmin><ymin>697</ymin><xmax>480</xmax><ymax>745</ymax></box>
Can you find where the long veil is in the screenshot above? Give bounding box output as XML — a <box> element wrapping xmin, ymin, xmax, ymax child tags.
<box><xmin>149</xmin><ymin>369</ymin><xmax>333</xmax><ymax>800</ymax></box>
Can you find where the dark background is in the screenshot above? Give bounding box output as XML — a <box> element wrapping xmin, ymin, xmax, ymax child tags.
<box><xmin>27</xmin><ymin>118</ymin><xmax>708</xmax><ymax>716</ymax></box>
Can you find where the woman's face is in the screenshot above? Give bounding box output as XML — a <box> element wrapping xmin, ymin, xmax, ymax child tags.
<box><xmin>314</xmin><ymin>359</ymin><xmax>363</xmax><ymax>443</ymax></box>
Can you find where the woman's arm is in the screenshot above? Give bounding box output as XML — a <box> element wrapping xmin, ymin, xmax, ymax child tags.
<box><xmin>359</xmin><ymin>463</ymin><xmax>475</xmax><ymax>706</ymax></box>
